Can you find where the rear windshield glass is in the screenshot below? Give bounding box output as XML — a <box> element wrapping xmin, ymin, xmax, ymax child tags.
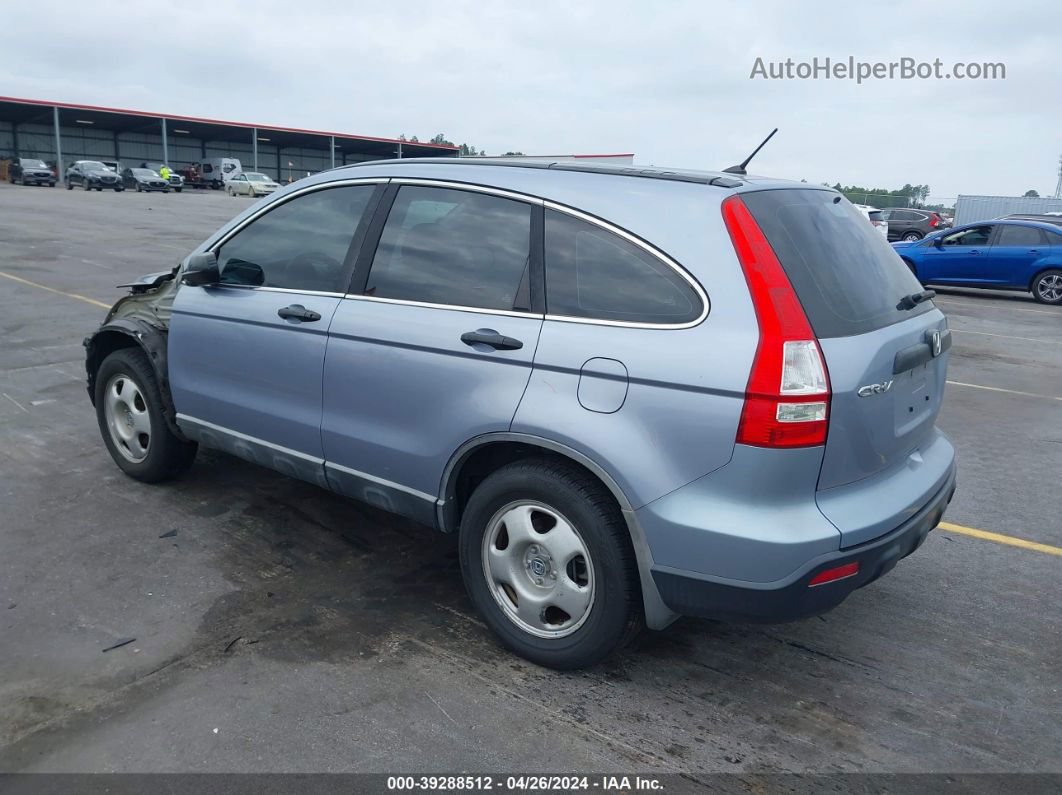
<box><xmin>741</xmin><ymin>189</ymin><xmax>932</xmax><ymax>338</ymax></box>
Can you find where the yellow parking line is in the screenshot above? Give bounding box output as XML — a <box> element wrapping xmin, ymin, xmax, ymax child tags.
<box><xmin>0</xmin><ymin>270</ymin><xmax>110</xmax><ymax>310</ymax></box>
<box><xmin>946</xmin><ymin>380</ymin><xmax>1062</xmax><ymax>402</ymax></box>
<box><xmin>938</xmin><ymin>522</ymin><xmax>1062</xmax><ymax>557</ymax></box>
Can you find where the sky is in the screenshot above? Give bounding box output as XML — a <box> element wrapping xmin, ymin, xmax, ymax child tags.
<box><xmin>3</xmin><ymin>0</ymin><xmax>1059</xmax><ymax>199</ymax></box>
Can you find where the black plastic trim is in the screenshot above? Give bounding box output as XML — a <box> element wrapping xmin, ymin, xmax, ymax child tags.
<box><xmin>652</xmin><ymin>467</ymin><xmax>956</xmax><ymax>624</ymax></box>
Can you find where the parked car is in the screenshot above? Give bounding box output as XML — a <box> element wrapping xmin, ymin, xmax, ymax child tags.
<box><xmin>227</xmin><ymin>171</ymin><xmax>281</xmax><ymax>197</ymax></box>
<box><xmin>881</xmin><ymin>208</ymin><xmax>950</xmax><ymax>241</ymax></box>
<box><xmin>998</xmin><ymin>213</ymin><xmax>1062</xmax><ymax>228</ymax></box>
<box><xmin>66</xmin><ymin>161</ymin><xmax>123</xmax><ymax>192</ymax></box>
<box><xmin>121</xmin><ymin>167</ymin><xmax>170</xmax><ymax>193</ymax></box>
<box><xmin>9</xmin><ymin>157</ymin><xmax>56</xmax><ymax>186</ymax></box>
<box><xmin>141</xmin><ymin>162</ymin><xmax>185</xmax><ymax>192</ymax></box>
<box><xmin>84</xmin><ymin>160</ymin><xmax>955</xmax><ymax>669</ymax></box>
<box><xmin>893</xmin><ymin>219</ymin><xmax>1062</xmax><ymax>304</ymax></box>
<box><xmin>853</xmin><ymin>204</ymin><xmax>888</xmax><ymax>240</ymax></box>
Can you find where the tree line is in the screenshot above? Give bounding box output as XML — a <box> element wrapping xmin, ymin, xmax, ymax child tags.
<box><xmin>396</xmin><ymin>133</ymin><xmax>523</xmax><ymax>158</ymax></box>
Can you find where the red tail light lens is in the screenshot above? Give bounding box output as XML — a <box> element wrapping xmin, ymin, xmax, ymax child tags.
<box><xmin>721</xmin><ymin>195</ymin><xmax>831</xmax><ymax>448</ymax></box>
<box><xmin>929</xmin><ymin>214</ymin><xmax>940</xmax><ymax>227</ymax></box>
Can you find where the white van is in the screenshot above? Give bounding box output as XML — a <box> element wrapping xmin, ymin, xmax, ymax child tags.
<box><xmin>198</xmin><ymin>158</ymin><xmax>242</xmax><ymax>189</ymax></box>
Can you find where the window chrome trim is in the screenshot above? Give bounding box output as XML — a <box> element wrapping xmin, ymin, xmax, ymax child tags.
<box><xmin>541</xmin><ymin>200</ymin><xmax>710</xmax><ymax>330</ymax></box>
<box><xmin>389</xmin><ymin>177</ymin><xmax>545</xmax><ymax>206</ymax></box>
<box><xmin>343</xmin><ymin>293</ymin><xmax>543</xmax><ymax>319</ymax></box>
<box><xmin>325</xmin><ymin>461</ymin><xmax>438</xmax><ymax>504</ymax></box>
<box><xmin>210</xmin><ymin>284</ymin><xmax>347</xmax><ymax>298</ymax></box>
<box><xmin>175</xmin><ymin>414</ymin><xmax>323</xmax><ymax>464</ymax></box>
<box><xmin>204</xmin><ymin>177</ymin><xmax>389</xmax><ymax>252</ymax></box>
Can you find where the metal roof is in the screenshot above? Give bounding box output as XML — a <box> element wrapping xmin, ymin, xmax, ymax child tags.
<box><xmin>0</xmin><ymin>95</ymin><xmax>459</xmax><ymax>158</ymax></box>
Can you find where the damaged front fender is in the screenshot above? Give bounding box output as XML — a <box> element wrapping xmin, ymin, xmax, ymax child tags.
<box><xmin>84</xmin><ymin>317</ymin><xmax>185</xmax><ymax>440</ymax></box>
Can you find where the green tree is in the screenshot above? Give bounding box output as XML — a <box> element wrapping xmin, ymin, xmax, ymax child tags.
<box><xmin>1024</xmin><ymin>189</ymin><xmax>1040</xmax><ymax>197</ymax></box>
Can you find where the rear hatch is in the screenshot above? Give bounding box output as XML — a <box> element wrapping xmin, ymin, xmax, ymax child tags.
<box><xmin>741</xmin><ymin>189</ymin><xmax>950</xmax><ymax>539</ymax></box>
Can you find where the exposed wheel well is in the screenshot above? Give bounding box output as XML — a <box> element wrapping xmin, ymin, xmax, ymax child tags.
<box><xmin>85</xmin><ymin>330</ymin><xmax>141</xmax><ymax>404</ymax></box>
<box><xmin>446</xmin><ymin>441</ymin><xmax>627</xmax><ymax>534</ymax></box>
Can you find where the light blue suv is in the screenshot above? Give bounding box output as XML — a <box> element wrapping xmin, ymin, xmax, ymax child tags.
<box><xmin>85</xmin><ymin>159</ymin><xmax>957</xmax><ymax>668</ymax></box>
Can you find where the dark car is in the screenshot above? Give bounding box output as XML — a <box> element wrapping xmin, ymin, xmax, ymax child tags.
<box><xmin>141</xmin><ymin>162</ymin><xmax>184</xmax><ymax>192</ymax></box>
<box><xmin>892</xmin><ymin>219</ymin><xmax>1062</xmax><ymax>304</ymax></box>
<box><xmin>998</xmin><ymin>214</ymin><xmax>1062</xmax><ymax>228</ymax></box>
<box><xmin>66</xmin><ymin>160</ymin><xmax>124</xmax><ymax>192</ymax></box>
<box><xmin>122</xmin><ymin>167</ymin><xmax>170</xmax><ymax>193</ymax></box>
<box><xmin>881</xmin><ymin>208</ymin><xmax>951</xmax><ymax>241</ymax></box>
<box><xmin>9</xmin><ymin>157</ymin><xmax>56</xmax><ymax>186</ymax></box>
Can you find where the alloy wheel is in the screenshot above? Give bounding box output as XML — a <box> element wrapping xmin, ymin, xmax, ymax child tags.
<box><xmin>1037</xmin><ymin>274</ymin><xmax>1062</xmax><ymax>303</ymax></box>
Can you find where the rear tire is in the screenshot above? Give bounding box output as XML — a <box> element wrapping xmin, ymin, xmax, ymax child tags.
<box><xmin>902</xmin><ymin>231</ymin><xmax>923</xmax><ymax>242</ymax></box>
<box><xmin>1032</xmin><ymin>269</ymin><xmax>1062</xmax><ymax>305</ymax></box>
<box><xmin>94</xmin><ymin>348</ymin><xmax>197</xmax><ymax>482</ymax></box>
<box><xmin>458</xmin><ymin>458</ymin><xmax>642</xmax><ymax>669</ymax></box>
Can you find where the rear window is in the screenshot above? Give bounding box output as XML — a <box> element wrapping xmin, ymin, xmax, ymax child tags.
<box><xmin>741</xmin><ymin>189</ymin><xmax>931</xmax><ymax>338</ymax></box>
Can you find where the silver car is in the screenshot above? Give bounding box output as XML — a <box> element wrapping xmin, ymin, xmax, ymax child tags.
<box><xmin>85</xmin><ymin>158</ymin><xmax>956</xmax><ymax>669</ymax></box>
<box><xmin>227</xmin><ymin>171</ymin><xmax>281</xmax><ymax>197</ymax></box>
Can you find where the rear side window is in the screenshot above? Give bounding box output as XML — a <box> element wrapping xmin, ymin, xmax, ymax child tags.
<box><xmin>867</xmin><ymin>210</ymin><xmax>883</xmax><ymax>222</ymax></box>
<box><xmin>216</xmin><ymin>185</ymin><xmax>374</xmax><ymax>292</ymax></box>
<box><xmin>741</xmin><ymin>189</ymin><xmax>930</xmax><ymax>338</ymax></box>
<box><xmin>365</xmin><ymin>186</ymin><xmax>532</xmax><ymax>311</ymax></box>
<box><xmin>996</xmin><ymin>225</ymin><xmax>1047</xmax><ymax>247</ymax></box>
<box><xmin>544</xmin><ymin>209</ymin><xmax>702</xmax><ymax>325</ymax></box>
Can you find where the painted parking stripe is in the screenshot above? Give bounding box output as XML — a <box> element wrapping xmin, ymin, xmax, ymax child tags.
<box><xmin>950</xmin><ymin>328</ymin><xmax>1061</xmax><ymax>345</ymax></box>
<box><xmin>0</xmin><ymin>270</ymin><xmax>110</xmax><ymax>309</ymax></box>
<box><xmin>946</xmin><ymin>380</ymin><xmax>1062</xmax><ymax>402</ymax></box>
<box><xmin>939</xmin><ymin>522</ymin><xmax>1062</xmax><ymax>557</ymax></box>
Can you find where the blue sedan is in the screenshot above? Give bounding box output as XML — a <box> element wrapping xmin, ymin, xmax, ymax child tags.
<box><xmin>892</xmin><ymin>219</ymin><xmax>1062</xmax><ymax>304</ymax></box>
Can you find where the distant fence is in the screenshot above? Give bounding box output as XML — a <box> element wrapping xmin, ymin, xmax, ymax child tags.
<box><xmin>841</xmin><ymin>192</ymin><xmax>913</xmax><ymax>208</ymax></box>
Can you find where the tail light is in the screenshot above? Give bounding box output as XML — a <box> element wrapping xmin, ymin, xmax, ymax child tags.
<box><xmin>928</xmin><ymin>214</ymin><xmax>940</xmax><ymax>227</ymax></box>
<box><xmin>721</xmin><ymin>195</ymin><xmax>831</xmax><ymax>448</ymax></box>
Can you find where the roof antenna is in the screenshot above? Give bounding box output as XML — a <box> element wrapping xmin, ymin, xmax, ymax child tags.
<box><xmin>723</xmin><ymin>128</ymin><xmax>778</xmax><ymax>175</ymax></box>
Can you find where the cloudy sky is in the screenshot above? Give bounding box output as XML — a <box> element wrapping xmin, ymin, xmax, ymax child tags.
<box><xmin>3</xmin><ymin>0</ymin><xmax>1059</xmax><ymax>198</ymax></box>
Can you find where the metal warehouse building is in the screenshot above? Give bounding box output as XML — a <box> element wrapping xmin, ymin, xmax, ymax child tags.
<box><xmin>0</xmin><ymin>96</ymin><xmax>458</xmax><ymax>183</ymax></box>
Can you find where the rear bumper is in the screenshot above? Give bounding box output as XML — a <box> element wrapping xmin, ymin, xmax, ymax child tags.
<box><xmin>651</xmin><ymin>463</ymin><xmax>956</xmax><ymax>623</ymax></box>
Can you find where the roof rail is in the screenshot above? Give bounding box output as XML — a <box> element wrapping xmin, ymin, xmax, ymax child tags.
<box><xmin>343</xmin><ymin>157</ymin><xmax>744</xmax><ymax>188</ymax></box>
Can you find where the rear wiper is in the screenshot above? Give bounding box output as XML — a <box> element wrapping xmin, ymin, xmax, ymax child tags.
<box><xmin>897</xmin><ymin>289</ymin><xmax>936</xmax><ymax>311</ymax></box>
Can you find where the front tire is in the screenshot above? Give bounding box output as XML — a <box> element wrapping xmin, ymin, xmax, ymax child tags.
<box><xmin>94</xmin><ymin>348</ymin><xmax>197</xmax><ymax>482</ymax></box>
<box><xmin>459</xmin><ymin>458</ymin><xmax>642</xmax><ymax>669</ymax></box>
<box><xmin>1032</xmin><ymin>269</ymin><xmax>1062</xmax><ymax>305</ymax></box>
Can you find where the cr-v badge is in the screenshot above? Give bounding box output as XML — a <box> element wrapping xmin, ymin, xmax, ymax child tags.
<box><xmin>857</xmin><ymin>380</ymin><xmax>894</xmax><ymax>397</ymax></box>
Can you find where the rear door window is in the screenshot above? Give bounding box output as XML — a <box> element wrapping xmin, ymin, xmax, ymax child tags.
<box><xmin>741</xmin><ymin>189</ymin><xmax>930</xmax><ymax>338</ymax></box>
<box><xmin>995</xmin><ymin>225</ymin><xmax>1047</xmax><ymax>247</ymax></box>
<box><xmin>364</xmin><ymin>186</ymin><xmax>532</xmax><ymax>311</ymax></box>
<box><xmin>543</xmin><ymin>209</ymin><xmax>702</xmax><ymax>325</ymax></box>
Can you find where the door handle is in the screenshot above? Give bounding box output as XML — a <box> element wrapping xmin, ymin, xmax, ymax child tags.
<box><xmin>969</xmin><ymin>249</ymin><xmax>980</xmax><ymax>255</ymax></box>
<box><xmin>460</xmin><ymin>329</ymin><xmax>523</xmax><ymax>351</ymax></box>
<box><xmin>277</xmin><ymin>304</ymin><xmax>322</xmax><ymax>322</ymax></box>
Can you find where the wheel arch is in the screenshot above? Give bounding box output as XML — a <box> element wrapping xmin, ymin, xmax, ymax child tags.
<box><xmin>1029</xmin><ymin>265</ymin><xmax>1062</xmax><ymax>292</ymax></box>
<box><xmin>439</xmin><ymin>433</ymin><xmax>678</xmax><ymax>630</ymax></box>
<box><xmin>84</xmin><ymin>318</ymin><xmax>185</xmax><ymax>439</ymax></box>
